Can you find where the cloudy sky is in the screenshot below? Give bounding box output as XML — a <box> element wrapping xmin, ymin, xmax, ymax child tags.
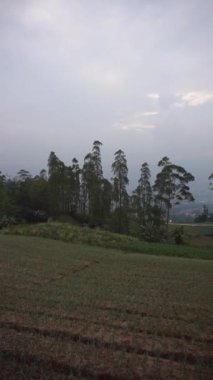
<box><xmin>0</xmin><ymin>0</ymin><xmax>213</xmax><ymax>201</ymax></box>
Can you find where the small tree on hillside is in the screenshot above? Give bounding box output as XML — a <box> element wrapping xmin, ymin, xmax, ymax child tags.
<box><xmin>209</xmin><ymin>173</ymin><xmax>213</xmax><ymax>190</ymax></box>
<box><xmin>194</xmin><ymin>204</ymin><xmax>208</xmax><ymax>223</ymax></box>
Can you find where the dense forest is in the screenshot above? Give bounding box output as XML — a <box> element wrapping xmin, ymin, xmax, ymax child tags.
<box><xmin>0</xmin><ymin>141</ymin><xmax>198</xmax><ymax>240</ymax></box>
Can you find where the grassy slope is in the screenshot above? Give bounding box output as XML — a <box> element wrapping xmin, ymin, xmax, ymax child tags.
<box><xmin>0</xmin><ymin>235</ymin><xmax>212</xmax><ymax>379</ymax></box>
<box><xmin>3</xmin><ymin>222</ymin><xmax>213</xmax><ymax>259</ymax></box>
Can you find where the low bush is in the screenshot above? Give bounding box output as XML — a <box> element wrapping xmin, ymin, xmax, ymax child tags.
<box><xmin>0</xmin><ymin>215</ymin><xmax>17</xmax><ymax>229</ymax></box>
<box><xmin>172</xmin><ymin>226</ymin><xmax>185</xmax><ymax>245</ymax></box>
<box><xmin>140</xmin><ymin>222</ymin><xmax>167</xmax><ymax>242</ymax></box>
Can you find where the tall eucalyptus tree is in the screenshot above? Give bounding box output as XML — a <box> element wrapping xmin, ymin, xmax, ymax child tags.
<box><xmin>47</xmin><ymin>151</ymin><xmax>66</xmax><ymax>216</ymax></box>
<box><xmin>81</xmin><ymin>141</ymin><xmax>104</xmax><ymax>225</ymax></box>
<box><xmin>69</xmin><ymin>158</ymin><xmax>81</xmax><ymax>215</ymax></box>
<box><xmin>111</xmin><ymin>149</ymin><xmax>129</xmax><ymax>232</ymax></box>
<box><xmin>153</xmin><ymin>156</ymin><xmax>195</xmax><ymax>225</ymax></box>
<box><xmin>133</xmin><ymin>162</ymin><xmax>152</xmax><ymax>224</ymax></box>
<box><xmin>0</xmin><ymin>172</ymin><xmax>7</xmax><ymax>217</ymax></box>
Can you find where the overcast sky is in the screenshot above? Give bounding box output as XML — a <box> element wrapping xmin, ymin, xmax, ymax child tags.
<box><xmin>0</xmin><ymin>0</ymin><xmax>213</xmax><ymax>201</ymax></box>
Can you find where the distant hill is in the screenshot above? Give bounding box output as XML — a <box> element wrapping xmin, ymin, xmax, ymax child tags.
<box><xmin>171</xmin><ymin>202</ymin><xmax>213</xmax><ymax>223</ymax></box>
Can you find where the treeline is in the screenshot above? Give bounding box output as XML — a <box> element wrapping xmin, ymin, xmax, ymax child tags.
<box><xmin>0</xmin><ymin>140</ymin><xmax>195</xmax><ymax>239</ymax></box>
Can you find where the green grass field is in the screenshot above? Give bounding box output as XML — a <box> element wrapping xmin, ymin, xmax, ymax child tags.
<box><xmin>0</xmin><ymin>234</ymin><xmax>212</xmax><ymax>379</ymax></box>
<box><xmin>3</xmin><ymin>222</ymin><xmax>213</xmax><ymax>259</ymax></box>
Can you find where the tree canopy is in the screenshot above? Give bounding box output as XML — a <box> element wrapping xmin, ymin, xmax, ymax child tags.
<box><xmin>0</xmin><ymin>142</ymin><xmax>197</xmax><ymax>238</ymax></box>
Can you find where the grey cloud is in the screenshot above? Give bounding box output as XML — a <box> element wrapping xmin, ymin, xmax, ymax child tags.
<box><xmin>0</xmin><ymin>0</ymin><xmax>213</xmax><ymax>202</ymax></box>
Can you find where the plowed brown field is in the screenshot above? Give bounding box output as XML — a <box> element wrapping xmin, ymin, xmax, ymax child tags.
<box><xmin>0</xmin><ymin>235</ymin><xmax>212</xmax><ymax>379</ymax></box>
